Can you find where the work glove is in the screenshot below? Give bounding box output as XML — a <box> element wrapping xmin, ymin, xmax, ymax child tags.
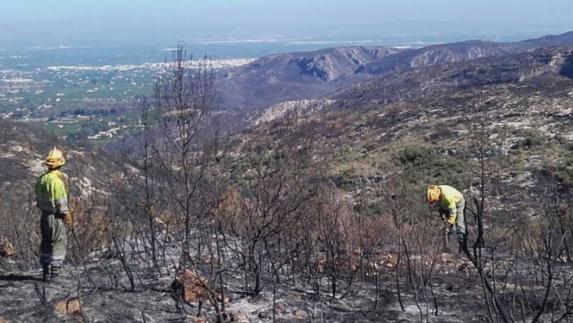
<box><xmin>62</xmin><ymin>212</ymin><xmax>73</xmax><ymax>226</ymax></box>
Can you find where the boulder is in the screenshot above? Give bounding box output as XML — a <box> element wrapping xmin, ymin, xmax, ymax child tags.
<box><xmin>172</xmin><ymin>269</ymin><xmax>210</xmax><ymax>303</ymax></box>
<box><xmin>54</xmin><ymin>298</ymin><xmax>82</xmax><ymax>316</ymax></box>
<box><xmin>294</xmin><ymin>310</ymin><xmax>306</xmax><ymax>320</ymax></box>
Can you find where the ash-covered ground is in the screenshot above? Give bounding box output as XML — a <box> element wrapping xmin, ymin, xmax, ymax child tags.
<box><xmin>0</xmin><ymin>236</ymin><xmax>536</xmax><ymax>323</ymax></box>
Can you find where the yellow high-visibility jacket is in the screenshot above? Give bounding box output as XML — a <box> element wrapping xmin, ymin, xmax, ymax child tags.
<box><xmin>35</xmin><ymin>170</ymin><xmax>69</xmax><ymax>215</ymax></box>
<box><xmin>438</xmin><ymin>185</ymin><xmax>464</xmax><ymax>224</ymax></box>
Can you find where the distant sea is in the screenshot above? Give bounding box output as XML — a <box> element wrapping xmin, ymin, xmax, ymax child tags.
<box><xmin>0</xmin><ymin>38</ymin><xmax>407</xmax><ymax>70</ymax></box>
<box><xmin>0</xmin><ymin>31</ymin><xmax>561</xmax><ymax>70</ymax></box>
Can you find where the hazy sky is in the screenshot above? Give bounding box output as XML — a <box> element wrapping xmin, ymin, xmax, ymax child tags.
<box><xmin>1</xmin><ymin>0</ymin><xmax>572</xmax><ymax>48</ymax></box>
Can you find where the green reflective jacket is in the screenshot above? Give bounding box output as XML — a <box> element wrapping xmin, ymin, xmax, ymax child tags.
<box><xmin>36</xmin><ymin>170</ymin><xmax>69</xmax><ymax>214</ymax></box>
<box><xmin>438</xmin><ymin>185</ymin><xmax>464</xmax><ymax>219</ymax></box>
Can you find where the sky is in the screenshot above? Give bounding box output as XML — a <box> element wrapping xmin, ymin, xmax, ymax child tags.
<box><xmin>1</xmin><ymin>0</ymin><xmax>572</xmax><ymax>48</ymax></box>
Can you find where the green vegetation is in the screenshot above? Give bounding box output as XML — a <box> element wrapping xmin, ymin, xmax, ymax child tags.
<box><xmin>551</xmin><ymin>153</ymin><xmax>573</xmax><ymax>187</ymax></box>
<box><xmin>396</xmin><ymin>146</ymin><xmax>470</xmax><ymax>188</ymax></box>
<box><xmin>511</xmin><ymin>128</ymin><xmax>546</xmax><ymax>150</ymax></box>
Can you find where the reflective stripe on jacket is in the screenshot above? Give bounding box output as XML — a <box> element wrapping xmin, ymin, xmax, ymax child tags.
<box><xmin>438</xmin><ymin>185</ymin><xmax>464</xmax><ymax>223</ymax></box>
<box><xmin>36</xmin><ymin>170</ymin><xmax>69</xmax><ymax>214</ymax></box>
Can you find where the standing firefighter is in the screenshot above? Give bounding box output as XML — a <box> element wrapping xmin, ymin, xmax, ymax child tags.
<box><xmin>36</xmin><ymin>147</ymin><xmax>71</xmax><ymax>282</ymax></box>
<box><xmin>426</xmin><ymin>185</ymin><xmax>466</xmax><ymax>253</ymax></box>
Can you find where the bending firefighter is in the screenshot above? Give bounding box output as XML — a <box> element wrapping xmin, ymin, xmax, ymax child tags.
<box><xmin>426</xmin><ymin>185</ymin><xmax>466</xmax><ymax>253</ymax></box>
<box><xmin>35</xmin><ymin>148</ymin><xmax>72</xmax><ymax>282</ymax></box>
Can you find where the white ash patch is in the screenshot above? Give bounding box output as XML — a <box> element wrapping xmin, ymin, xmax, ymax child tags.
<box><xmin>225</xmin><ymin>295</ymin><xmax>273</xmax><ymax>320</ymax></box>
<box><xmin>254</xmin><ymin>99</ymin><xmax>335</xmax><ymax>125</ymax></box>
<box><xmin>123</xmin><ymin>163</ymin><xmax>141</xmax><ymax>175</ymax></box>
<box><xmin>490</xmin><ymin>120</ymin><xmax>533</xmax><ymax>129</ymax></box>
<box><xmin>68</xmin><ymin>150</ymin><xmax>86</xmax><ymax>158</ymax></box>
<box><xmin>27</xmin><ymin>159</ymin><xmax>46</xmax><ymax>175</ymax></box>
<box><xmin>9</xmin><ymin>145</ymin><xmax>24</xmax><ymax>153</ymax></box>
<box><xmin>503</xmin><ymin>170</ymin><xmax>535</xmax><ymax>188</ymax></box>
<box><xmin>73</xmin><ymin>176</ymin><xmax>110</xmax><ymax>198</ymax></box>
<box><xmin>80</xmin><ymin>177</ymin><xmax>92</xmax><ymax>190</ymax></box>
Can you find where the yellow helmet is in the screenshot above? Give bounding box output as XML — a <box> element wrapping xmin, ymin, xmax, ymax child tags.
<box><xmin>426</xmin><ymin>185</ymin><xmax>441</xmax><ymax>204</ymax></box>
<box><xmin>45</xmin><ymin>147</ymin><xmax>66</xmax><ymax>168</ymax></box>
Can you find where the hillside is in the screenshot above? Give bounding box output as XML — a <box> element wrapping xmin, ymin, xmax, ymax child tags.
<box><xmin>233</xmin><ymin>46</ymin><xmax>573</xmax><ymax>208</ymax></box>
<box><xmin>229</xmin><ymin>48</ymin><xmax>573</xmax><ymax>239</ymax></box>
<box><xmin>521</xmin><ymin>30</ymin><xmax>573</xmax><ymax>47</ymax></box>
<box><xmin>336</xmin><ymin>47</ymin><xmax>573</xmax><ymax>106</ymax></box>
<box><xmin>216</xmin><ymin>31</ymin><xmax>573</xmax><ymax>115</ymax></box>
<box><xmin>357</xmin><ymin>40</ymin><xmax>518</xmax><ymax>75</ymax></box>
<box><xmin>1</xmin><ymin>38</ymin><xmax>573</xmax><ymax>323</ymax></box>
<box><xmin>220</xmin><ymin>49</ymin><xmax>572</xmax><ymax>323</ymax></box>
<box><xmin>215</xmin><ymin>46</ymin><xmax>402</xmax><ymax>111</ymax></box>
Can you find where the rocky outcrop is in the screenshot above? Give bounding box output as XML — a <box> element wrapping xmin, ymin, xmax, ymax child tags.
<box><xmin>254</xmin><ymin>98</ymin><xmax>335</xmax><ymax>125</ymax></box>
<box><xmin>362</xmin><ymin>40</ymin><xmax>518</xmax><ymax>75</ymax></box>
<box><xmin>335</xmin><ymin>47</ymin><xmax>573</xmax><ymax>106</ymax></box>
<box><xmin>294</xmin><ymin>47</ymin><xmax>399</xmax><ymax>82</ymax></box>
<box><xmin>54</xmin><ymin>298</ymin><xmax>82</xmax><ymax>317</ymax></box>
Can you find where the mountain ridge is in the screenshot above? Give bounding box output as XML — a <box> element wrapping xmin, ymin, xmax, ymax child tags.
<box><xmin>216</xmin><ymin>31</ymin><xmax>573</xmax><ymax>114</ymax></box>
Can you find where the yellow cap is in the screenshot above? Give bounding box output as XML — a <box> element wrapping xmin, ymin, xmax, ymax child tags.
<box><xmin>45</xmin><ymin>147</ymin><xmax>66</xmax><ymax>168</ymax></box>
<box><xmin>426</xmin><ymin>185</ymin><xmax>441</xmax><ymax>204</ymax></box>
